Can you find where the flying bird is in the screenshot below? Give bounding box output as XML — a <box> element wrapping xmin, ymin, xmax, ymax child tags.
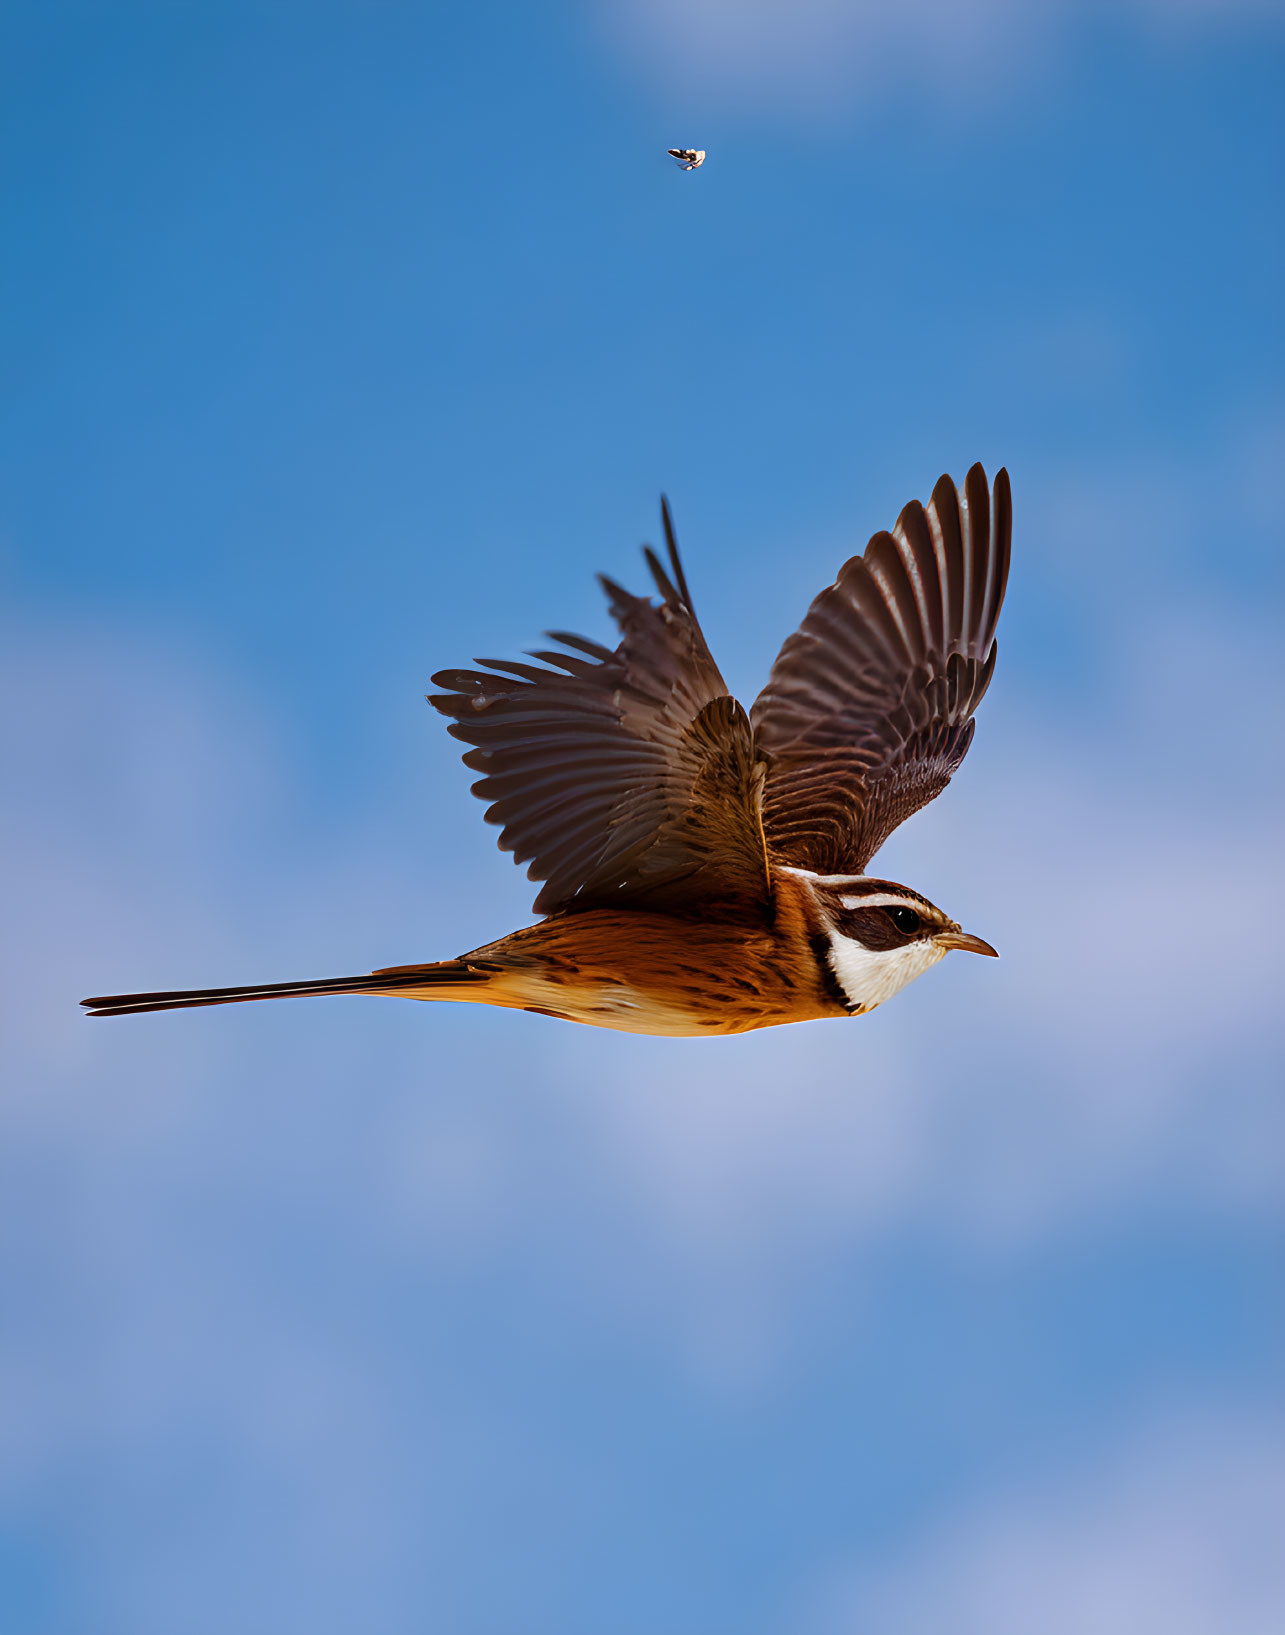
<box><xmin>82</xmin><ymin>466</ymin><xmax>1011</xmax><ymax>1036</ymax></box>
<box><xmin>667</xmin><ymin>147</ymin><xmax>705</xmax><ymax>170</ymax></box>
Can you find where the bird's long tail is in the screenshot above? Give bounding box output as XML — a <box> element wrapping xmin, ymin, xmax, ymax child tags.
<box><xmin>80</xmin><ymin>959</ymin><xmax>492</xmax><ymax>1018</ymax></box>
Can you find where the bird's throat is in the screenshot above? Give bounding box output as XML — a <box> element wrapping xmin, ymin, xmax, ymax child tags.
<box><xmin>823</xmin><ymin>930</ymin><xmax>946</xmax><ymax>1012</ymax></box>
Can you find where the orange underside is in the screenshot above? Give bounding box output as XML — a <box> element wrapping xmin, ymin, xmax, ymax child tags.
<box><xmin>371</xmin><ymin>883</ymin><xmax>839</xmax><ymax>1037</ymax></box>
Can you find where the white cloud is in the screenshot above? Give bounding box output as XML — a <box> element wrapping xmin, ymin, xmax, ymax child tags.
<box><xmin>811</xmin><ymin>1408</ymin><xmax>1285</xmax><ymax>1635</ymax></box>
<box><xmin>595</xmin><ymin>0</ymin><xmax>1285</xmax><ymax>117</ymax></box>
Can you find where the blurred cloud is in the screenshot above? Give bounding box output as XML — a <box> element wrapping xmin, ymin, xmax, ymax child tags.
<box><xmin>813</xmin><ymin>1407</ymin><xmax>1285</xmax><ymax>1635</ymax></box>
<box><xmin>596</xmin><ymin>0</ymin><xmax>1285</xmax><ymax>116</ymax></box>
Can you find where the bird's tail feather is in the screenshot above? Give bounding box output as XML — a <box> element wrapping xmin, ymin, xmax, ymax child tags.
<box><xmin>80</xmin><ymin>959</ymin><xmax>491</xmax><ymax>1018</ymax></box>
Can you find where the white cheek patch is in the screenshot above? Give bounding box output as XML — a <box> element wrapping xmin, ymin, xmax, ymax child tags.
<box><xmin>826</xmin><ymin>933</ymin><xmax>946</xmax><ymax>1011</ymax></box>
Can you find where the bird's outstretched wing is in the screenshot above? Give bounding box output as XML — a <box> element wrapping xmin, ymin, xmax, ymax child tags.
<box><xmin>430</xmin><ymin>502</ymin><xmax>770</xmax><ymax>918</ymax></box>
<box><xmin>751</xmin><ymin>465</ymin><xmax>1011</xmax><ymax>875</ymax></box>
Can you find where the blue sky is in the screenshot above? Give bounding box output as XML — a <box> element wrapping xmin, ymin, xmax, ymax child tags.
<box><xmin>3</xmin><ymin>2</ymin><xmax>1283</xmax><ymax>1631</ymax></box>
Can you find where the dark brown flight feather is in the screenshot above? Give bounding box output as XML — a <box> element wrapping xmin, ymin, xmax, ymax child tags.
<box><xmin>429</xmin><ymin>499</ymin><xmax>771</xmax><ymax>918</ymax></box>
<box><xmin>751</xmin><ymin>464</ymin><xmax>1011</xmax><ymax>874</ymax></box>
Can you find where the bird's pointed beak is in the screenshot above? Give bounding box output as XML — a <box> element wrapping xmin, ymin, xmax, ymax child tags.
<box><xmin>935</xmin><ymin>929</ymin><xmax>999</xmax><ymax>958</ymax></box>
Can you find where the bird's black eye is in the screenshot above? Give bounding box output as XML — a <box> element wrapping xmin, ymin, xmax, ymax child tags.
<box><xmin>887</xmin><ymin>906</ymin><xmax>920</xmax><ymax>935</ymax></box>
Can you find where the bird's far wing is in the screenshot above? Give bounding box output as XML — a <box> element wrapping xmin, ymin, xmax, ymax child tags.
<box><xmin>750</xmin><ymin>465</ymin><xmax>1011</xmax><ymax>875</ymax></box>
<box><xmin>430</xmin><ymin>502</ymin><xmax>771</xmax><ymax>918</ymax></box>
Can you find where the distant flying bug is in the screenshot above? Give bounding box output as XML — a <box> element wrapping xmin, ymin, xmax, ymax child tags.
<box><xmin>82</xmin><ymin>467</ymin><xmax>1011</xmax><ymax>1036</ymax></box>
<box><xmin>667</xmin><ymin>148</ymin><xmax>706</xmax><ymax>170</ymax></box>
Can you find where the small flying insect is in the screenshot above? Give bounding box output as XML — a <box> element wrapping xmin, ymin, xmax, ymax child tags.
<box><xmin>667</xmin><ymin>148</ymin><xmax>706</xmax><ymax>171</ymax></box>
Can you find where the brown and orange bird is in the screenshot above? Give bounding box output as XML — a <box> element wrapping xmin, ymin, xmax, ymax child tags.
<box><xmin>82</xmin><ymin>465</ymin><xmax>1010</xmax><ymax>1036</ymax></box>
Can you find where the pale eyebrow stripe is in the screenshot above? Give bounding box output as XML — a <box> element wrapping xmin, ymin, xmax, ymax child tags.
<box><xmin>778</xmin><ymin>867</ymin><xmax>932</xmax><ymax>913</ymax></box>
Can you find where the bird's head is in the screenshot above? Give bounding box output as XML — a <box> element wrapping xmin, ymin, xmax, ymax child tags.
<box><xmin>790</xmin><ymin>871</ymin><xmax>998</xmax><ymax>1014</ymax></box>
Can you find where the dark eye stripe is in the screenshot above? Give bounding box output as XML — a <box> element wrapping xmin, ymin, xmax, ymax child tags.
<box><xmin>841</xmin><ymin>906</ymin><xmax>925</xmax><ymax>951</ymax></box>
